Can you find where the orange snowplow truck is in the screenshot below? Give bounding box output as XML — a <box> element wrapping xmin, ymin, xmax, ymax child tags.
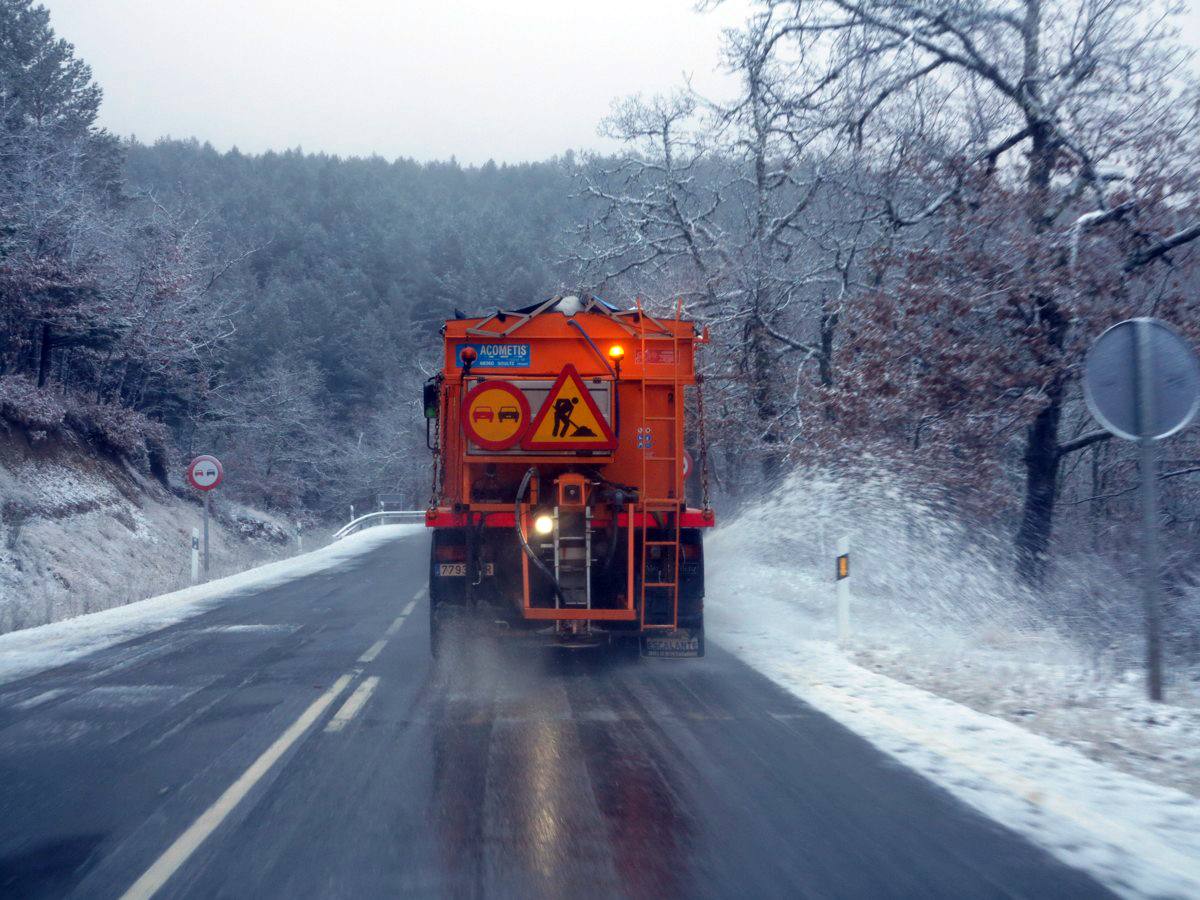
<box><xmin>423</xmin><ymin>294</ymin><xmax>715</xmax><ymax>657</ymax></box>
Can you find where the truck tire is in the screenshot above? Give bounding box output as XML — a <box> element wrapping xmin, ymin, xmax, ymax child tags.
<box><xmin>428</xmin><ymin>528</ymin><xmax>463</xmax><ymax>658</ymax></box>
<box><xmin>429</xmin><ymin>594</ymin><xmax>443</xmax><ymax>658</ymax></box>
<box><xmin>679</xmin><ymin>528</ymin><xmax>705</xmax><ymax>627</ymax></box>
<box><xmin>679</xmin><ymin>527</ymin><xmax>705</xmax><ymax>657</ymax></box>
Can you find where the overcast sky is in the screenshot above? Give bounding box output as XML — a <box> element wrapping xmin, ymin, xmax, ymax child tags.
<box><xmin>41</xmin><ymin>0</ymin><xmax>751</xmax><ymax>164</ymax></box>
<box><xmin>40</xmin><ymin>1</ymin><xmax>1200</xmax><ymax>165</ymax></box>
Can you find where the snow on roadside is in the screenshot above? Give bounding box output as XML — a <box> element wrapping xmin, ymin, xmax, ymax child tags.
<box><xmin>851</xmin><ymin>642</ymin><xmax>1200</xmax><ymax>797</ymax></box>
<box><xmin>708</xmin><ymin>586</ymin><xmax>1200</xmax><ymax>899</ymax></box>
<box><xmin>0</xmin><ymin>524</ymin><xmax>423</xmax><ymax>686</ymax></box>
<box><xmin>0</xmin><ymin>450</ymin><xmax>306</xmax><ymax>632</ymax></box>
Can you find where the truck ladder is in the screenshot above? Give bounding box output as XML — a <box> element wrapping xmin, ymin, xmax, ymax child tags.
<box><xmin>637</xmin><ymin>298</ymin><xmax>683</xmax><ymax>630</ymax></box>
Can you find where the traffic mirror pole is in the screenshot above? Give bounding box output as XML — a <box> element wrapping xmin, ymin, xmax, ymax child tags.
<box><xmin>1135</xmin><ymin>320</ymin><xmax>1164</xmax><ymax>702</ymax></box>
<box><xmin>1084</xmin><ymin>317</ymin><xmax>1199</xmax><ymax>703</ymax></box>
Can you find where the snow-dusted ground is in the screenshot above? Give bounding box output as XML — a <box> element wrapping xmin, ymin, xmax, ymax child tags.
<box><xmin>0</xmin><ymin>524</ymin><xmax>422</xmax><ymax>686</ymax></box>
<box><xmin>706</xmin><ymin>496</ymin><xmax>1200</xmax><ymax>898</ymax></box>
<box><xmin>0</xmin><ymin>447</ymin><xmax>305</xmax><ymax>632</ymax></box>
<box><xmin>852</xmin><ymin>642</ymin><xmax>1200</xmax><ymax>797</ymax></box>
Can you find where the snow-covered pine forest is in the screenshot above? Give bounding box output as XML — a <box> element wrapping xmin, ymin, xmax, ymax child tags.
<box><xmin>2</xmin><ymin>0</ymin><xmax>1200</xmax><ymax>666</ymax></box>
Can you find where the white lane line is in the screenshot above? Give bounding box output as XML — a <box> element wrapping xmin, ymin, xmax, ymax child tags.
<box><xmin>14</xmin><ymin>689</ymin><xmax>66</xmax><ymax>710</ymax></box>
<box><xmin>412</xmin><ymin>585</ymin><xmax>428</xmax><ymax>601</ymax></box>
<box><xmin>358</xmin><ymin>638</ymin><xmax>388</xmax><ymax>663</ymax></box>
<box><xmin>401</xmin><ymin>598</ymin><xmax>418</xmax><ymax>616</ymax></box>
<box><xmin>384</xmin><ymin>616</ymin><xmax>406</xmax><ymax>637</ymax></box>
<box><xmin>324</xmin><ymin>677</ymin><xmax>381</xmax><ymax>733</ymax></box>
<box><xmin>120</xmin><ymin>673</ymin><xmax>354</xmax><ymax>900</ymax></box>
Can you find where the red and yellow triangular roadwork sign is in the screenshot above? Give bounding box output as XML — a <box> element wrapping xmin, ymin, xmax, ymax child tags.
<box><xmin>522</xmin><ymin>364</ymin><xmax>617</xmax><ymax>451</ymax></box>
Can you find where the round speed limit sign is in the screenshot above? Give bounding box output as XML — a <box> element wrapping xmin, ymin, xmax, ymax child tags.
<box><xmin>187</xmin><ymin>455</ymin><xmax>224</xmax><ymax>491</ymax></box>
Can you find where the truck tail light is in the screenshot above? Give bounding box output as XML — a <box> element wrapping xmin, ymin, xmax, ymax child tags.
<box><xmin>681</xmin><ymin>543</ymin><xmax>700</xmax><ymax>560</ymax></box>
<box><xmin>435</xmin><ymin>544</ymin><xmax>466</xmax><ymax>562</ymax></box>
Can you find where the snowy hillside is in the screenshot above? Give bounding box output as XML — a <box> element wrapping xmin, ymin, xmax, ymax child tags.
<box><xmin>0</xmin><ymin>429</ymin><xmax>294</xmax><ymax>634</ymax></box>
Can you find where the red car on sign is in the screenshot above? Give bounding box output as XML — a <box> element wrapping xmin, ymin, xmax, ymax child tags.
<box><xmin>473</xmin><ymin>406</ymin><xmax>494</xmax><ymax>423</ymax></box>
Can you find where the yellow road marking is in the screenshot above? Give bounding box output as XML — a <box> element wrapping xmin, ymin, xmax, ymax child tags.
<box><xmin>324</xmin><ymin>677</ymin><xmax>381</xmax><ymax>733</ymax></box>
<box><xmin>358</xmin><ymin>639</ymin><xmax>388</xmax><ymax>663</ymax></box>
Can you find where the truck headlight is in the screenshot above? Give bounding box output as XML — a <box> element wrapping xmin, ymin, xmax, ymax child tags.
<box><xmin>533</xmin><ymin>514</ymin><xmax>554</xmax><ymax>536</ymax></box>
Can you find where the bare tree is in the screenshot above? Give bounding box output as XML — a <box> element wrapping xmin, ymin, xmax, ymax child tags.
<box><xmin>574</xmin><ymin>52</ymin><xmax>888</xmax><ymax>482</ymax></box>
<box><xmin>680</xmin><ymin>0</ymin><xmax>1200</xmax><ymax>578</ymax></box>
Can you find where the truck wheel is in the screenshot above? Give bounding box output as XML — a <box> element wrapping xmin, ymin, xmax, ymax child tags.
<box><xmin>428</xmin><ymin>528</ymin><xmax>463</xmax><ymax>659</ymax></box>
<box><xmin>611</xmin><ymin>635</ymin><xmax>642</xmax><ymax>663</ymax></box>
<box><xmin>429</xmin><ymin>598</ymin><xmax>443</xmax><ymax>658</ymax></box>
<box><xmin>682</xmin><ymin>613</ymin><xmax>705</xmax><ymax>658</ymax></box>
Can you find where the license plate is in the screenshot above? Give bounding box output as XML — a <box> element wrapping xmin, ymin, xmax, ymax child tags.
<box><xmin>437</xmin><ymin>563</ymin><xmax>494</xmax><ymax>577</ymax></box>
<box><xmin>642</xmin><ymin>629</ymin><xmax>704</xmax><ymax>658</ymax></box>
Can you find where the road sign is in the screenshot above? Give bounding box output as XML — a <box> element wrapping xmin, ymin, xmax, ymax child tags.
<box><xmin>1084</xmin><ymin>318</ymin><xmax>1200</xmax><ymax>441</ymax></box>
<box><xmin>522</xmin><ymin>364</ymin><xmax>617</xmax><ymax>451</ymax></box>
<box><xmin>461</xmin><ymin>380</ymin><xmax>530</xmax><ymax>450</ymax></box>
<box><xmin>186</xmin><ymin>455</ymin><xmax>222</xmax><ymax>583</ymax></box>
<box><xmin>186</xmin><ymin>455</ymin><xmax>223</xmax><ymax>491</ymax></box>
<box><xmin>1083</xmin><ymin>318</ymin><xmax>1200</xmax><ymax>704</ymax></box>
<box><xmin>455</xmin><ymin>343</ymin><xmax>531</xmax><ymax>369</ymax></box>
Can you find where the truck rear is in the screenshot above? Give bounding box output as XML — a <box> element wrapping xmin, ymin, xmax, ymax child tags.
<box><xmin>423</xmin><ymin>294</ymin><xmax>714</xmax><ymax>657</ymax></box>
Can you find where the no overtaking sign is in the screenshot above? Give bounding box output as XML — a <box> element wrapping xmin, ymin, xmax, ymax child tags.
<box><xmin>187</xmin><ymin>455</ymin><xmax>223</xmax><ymax>582</ymax></box>
<box><xmin>187</xmin><ymin>455</ymin><xmax>224</xmax><ymax>491</ymax></box>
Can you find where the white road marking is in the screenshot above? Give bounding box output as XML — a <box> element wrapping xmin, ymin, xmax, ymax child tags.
<box><xmin>200</xmin><ymin>624</ymin><xmax>296</xmax><ymax>634</ymax></box>
<box><xmin>384</xmin><ymin>616</ymin><xmax>406</xmax><ymax>637</ymax></box>
<box><xmin>324</xmin><ymin>677</ymin><xmax>381</xmax><ymax>733</ymax></box>
<box><xmin>412</xmin><ymin>585</ymin><xmax>428</xmax><ymax>601</ymax></box>
<box><xmin>402</xmin><ymin>598</ymin><xmax>418</xmax><ymax>616</ymax></box>
<box><xmin>358</xmin><ymin>639</ymin><xmax>388</xmax><ymax>663</ymax></box>
<box><xmin>14</xmin><ymin>689</ymin><xmax>66</xmax><ymax>710</ymax></box>
<box><xmin>119</xmin><ymin>673</ymin><xmax>354</xmax><ymax>900</ymax></box>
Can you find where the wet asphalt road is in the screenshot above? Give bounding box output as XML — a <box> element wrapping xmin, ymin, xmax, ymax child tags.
<box><xmin>0</xmin><ymin>531</ymin><xmax>1111</xmax><ymax>899</ymax></box>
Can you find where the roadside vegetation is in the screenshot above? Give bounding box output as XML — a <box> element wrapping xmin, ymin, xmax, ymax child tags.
<box><xmin>2</xmin><ymin>0</ymin><xmax>1200</xmax><ymax>661</ymax></box>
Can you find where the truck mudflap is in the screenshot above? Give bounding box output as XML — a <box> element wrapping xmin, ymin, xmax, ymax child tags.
<box><xmin>642</xmin><ymin>626</ymin><xmax>705</xmax><ymax>659</ymax></box>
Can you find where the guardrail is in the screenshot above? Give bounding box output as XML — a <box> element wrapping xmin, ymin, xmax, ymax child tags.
<box><xmin>332</xmin><ymin>510</ymin><xmax>425</xmax><ymax>541</ymax></box>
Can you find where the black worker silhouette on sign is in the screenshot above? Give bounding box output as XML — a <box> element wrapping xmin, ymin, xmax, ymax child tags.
<box><xmin>552</xmin><ymin>397</ymin><xmax>576</xmax><ymax>437</ymax></box>
<box><xmin>550</xmin><ymin>396</ymin><xmax>600</xmax><ymax>438</ymax></box>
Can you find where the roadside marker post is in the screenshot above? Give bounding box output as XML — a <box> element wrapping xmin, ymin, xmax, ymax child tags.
<box><xmin>1084</xmin><ymin>318</ymin><xmax>1200</xmax><ymax>701</ymax></box>
<box><xmin>190</xmin><ymin>528</ymin><xmax>200</xmax><ymax>583</ymax></box>
<box><xmin>836</xmin><ymin>536</ymin><xmax>851</xmax><ymax>643</ymax></box>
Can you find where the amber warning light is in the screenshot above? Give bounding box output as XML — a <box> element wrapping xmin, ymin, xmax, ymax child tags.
<box><xmin>836</xmin><ymin>554</ymin><xmax>850</xmax><ymax>581</ymax></box>
<box><xmin>607</xmin><ymin>344</ymin><xmax>625</xmax><ymax>361</ymax></box>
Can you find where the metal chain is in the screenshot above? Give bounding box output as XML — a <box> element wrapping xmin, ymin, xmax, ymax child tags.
<box><xmin>695</xmin><ymin>372</ymin><xmax>712</xmax><ymax>512</ymax></box>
